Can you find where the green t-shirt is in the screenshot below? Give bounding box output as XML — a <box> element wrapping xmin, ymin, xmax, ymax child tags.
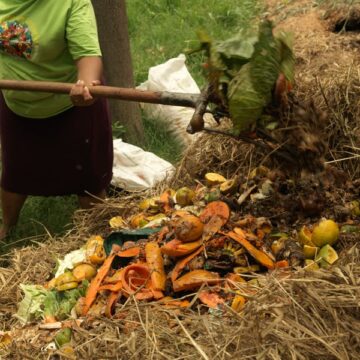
<box><xmin>0</xmin><ymin>0</ymin><xmax>102</xmax><ymax>118</ymax></box>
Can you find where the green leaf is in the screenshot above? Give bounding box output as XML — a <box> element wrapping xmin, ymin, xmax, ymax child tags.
<box><xmin>43</xmin><ymin>290</ymin><xmax>60</xmax><ymax>320</ymax></box>
<box><xmin>212</xmin><ymin>29</ymin><xmax>258</xmax><ymax>76</ymax></box>
<box><xmin>228</xmin><ymin>20</ymin><xmax>295</xmax><ymax>133</ymax></box>
<box><xmin>250</xmin><ymin>20</ymin><xmax>281</xmax><ymax>98</ymax></box>
<box><xmin>276</xmin><ymin>31</ymin><xmax>295</xmax><ymax>83</ymax></box>
<box><xmin>228</xmin><ymin>63</ymin><xmax>267</xmax><ymax>133</ymax></box>
<box><xmin>15</xmin><ymin>284</ymin><xmax>49</xmax><ymax>324</ymax></box>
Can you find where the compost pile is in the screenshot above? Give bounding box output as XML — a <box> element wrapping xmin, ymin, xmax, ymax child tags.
<box><xmin>1</xmin><ymin>1</ymin><xmax>360</xmax><ymax>359</ymax></box>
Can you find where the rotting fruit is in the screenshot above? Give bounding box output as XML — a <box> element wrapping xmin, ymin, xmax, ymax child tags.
<box><xmin>311</xmin><ymin>219</ymin><xmax>339</xmax><ymax>247</ymax></box>
<box><xmin>109</xmin><ymin>216</ymin><xmax>126</xmax><ymax>229</ymax></box>
<box><xmin>220</xmin><ymin>179</ymin><xmax>238</xmax><ymax>195</ymax></box>
<box><xmin>204</xmin><ymin>173</ymin><xmax>227</xmax><ymax>187</ymax></box>
<box><xmin>303</xmin><ymin>245</ymin><xmax>319</xmax><ymax>259</ymax></box>
<box><xmin>298</xmin><ymin>226</ymin><xmax>315</xmax><ymax>247</ymax></box>
<box><xmin>174</xmin><ymin>214</ymin><xmax>204</xmax><ymax>242</ymax></box>
<box><xmin>304</xmin><ymin>259</ymin><xmax>320</xmax><ymax>271</ymax></box>
<box><xmin>204</xmin><ymin>187</ymin><xmax>222</xmax><ymax>203</ymax></box>
<box><xmin>129</xmin><ymin>213</ymin><xmax>149</xmax><ymax>228</ymax></box>
<box><xmin>85</xmin><ymin>235</ymin><xmax>106</xmax><ymax>265</ymax></box>
<box><xmin>55</xmin><ymin>272</ymin><xmax>79</xmax><ymax>291</ymax></box>
<box><xmin>315</xmin><ymin>244</ymin><xmax>339</xmax><ymax>268</ymax></box>
<box><xmin>175</xmin><ymin>187</ymin><xmax>195</xmax><ymax>207</ymax></box>
<box><xmin>72</xmin><ymin>263</ymin><xmax>97</xmax><ymax>281</ymax></box>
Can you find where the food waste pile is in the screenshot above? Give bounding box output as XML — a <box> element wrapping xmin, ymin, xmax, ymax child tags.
<box><xmin>11</xmin><ymin>167</ymin><xmax>360</xmax><ymax>351</ymax></box>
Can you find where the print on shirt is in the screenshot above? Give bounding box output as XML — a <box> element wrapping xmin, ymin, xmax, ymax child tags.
<box><xmin>0</xmin><ymin>21</ymin><xmax>33</xmax><ymax>59</ymax></box>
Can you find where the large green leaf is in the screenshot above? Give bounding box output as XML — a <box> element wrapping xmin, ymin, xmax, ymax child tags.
<box><xmin>212</xmin><ymin>29</ymin><xmax>259</xmax><ymax>77</ymax></box>
<box><xmin>229</xmin><ymin>21</ymin><xmax>283</xmax><ymax>133</ymax></box>
<box><xmin>228</xmin><ymin>63</ymin><xmax>267</xmax><ymax>134</ymax></box>
<box><xmin>192</xmin><ymin>20</ymin><xmax>295</xmax><ymax>134</ymax></box>
<box><xmin>250</xmin><ymin>20</ymin><xmax>281</xmax><ymax>98</ymax></box>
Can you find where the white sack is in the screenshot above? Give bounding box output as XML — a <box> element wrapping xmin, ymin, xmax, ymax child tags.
<box><xmin>111</xmin><ymin>139</ymin><xmax>175</xmax><ymax>191</ymax></box>
<box><xmin>137</xmin><ymin>54</ymin><xmax>215</xmax><ymax>147</ymax></box>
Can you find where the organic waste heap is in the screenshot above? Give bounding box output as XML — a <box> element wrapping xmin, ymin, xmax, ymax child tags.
<box><xmin>15</xmin><ymin>169</ymin><xmax>359</xmax><ymax>334</ymax></box>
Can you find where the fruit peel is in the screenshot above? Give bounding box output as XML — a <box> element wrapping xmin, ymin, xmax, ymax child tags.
<box><xmin>315</xmin><ymin>244</ymin><xmax>339</xmax><ymax>267</ymax></box>
<box><xmin>298</xmin><ymin>225</ymin><xmax>315</xmax><ymax>247</ymax></box>
<box><xmin>303</xmin><ymin>245</ymin><xmax>319</xmax><ymax>259</ymax></box>
<box><xmin>304</xmin><ymin>259</ymin><xmax>320</xmax><ymax>271</ymax></box>
<box><xmin>204</xmin><ymin>173</ymin><xmax>227</xmax><ymax>187</ymax></box>
<box><xmin>220</xmin><ymin>179</ymin><xmax>238</xmax><ymax>195</ymax></box>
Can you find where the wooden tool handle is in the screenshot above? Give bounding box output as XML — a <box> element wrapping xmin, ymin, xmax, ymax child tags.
<box><xmin>0</xmin><ymin>79</ymin><xmax>199</xmax><ymax>108</ymax></box>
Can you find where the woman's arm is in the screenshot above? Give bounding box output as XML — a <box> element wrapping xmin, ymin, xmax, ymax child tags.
<box><xmin>70</xmin><ymin>56</ymin><xmax>103</xmax><ymax>106</ymax></box>
<box><xmin>76</xmin><ymin>56</ymin><xmax>103</xmax><ymax>84</ymax></box>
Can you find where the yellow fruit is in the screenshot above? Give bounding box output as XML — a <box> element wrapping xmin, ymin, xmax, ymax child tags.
<box><xmin>45</xmin><ymin>277</ymin><xmax>57</xmax><ymax>289</ymax></box>
<box><xmin>220</xmin><ymin>179</ymin><xmax>238</xmax><ymax>195</ymax></box>
<box><xmin>72</xmin><ymin>263</ymin><xmax>97</xmax><ymax>281</ymax></box>
<box><xmin>147</xmin><ymin>213</ymin><xmax>167</xmax><ymax>221</ymax></box>
<box><xmin>109</xmin><ymin>216</ymin><xmax>126</xmax><ymax>229</ymax></box>
<box><xmin>175</xmin><ymin>187</ymin><xmax>195</xmax><ymax>207</ymax></box>
<box><xmin>204</xmin><ymin>173</ymin><xmax>227</xmax><ymax>187</ymax></box>
<box><xmin>231</xmin><ymin>293</ymin><xmax>246</xmax><ymax>312</ymax></box>
<box><xmin>303</xmin><ymin>245</ymin><xmax>319</xmax><ymax>259</ymax></box>
<box><xmin>147</xmin><ymin>197</ymin><xmax>161</xmax><ymax>214</ymax></box>
<box><xmin>130</xmin><ymin>213</ymin><xmax>149</xmax><ymax>228</ymax></box>
<box><xmin>311</xmin><ymin>219</ymin><xmax>339</xmax><ymax>247</ymax></box>
<box><xmin>56</xmin><ymin>281</ymin><xmax>79</xmax><ymax>292</ymax></box>
<box><xmin>298</xmin><ymin>226</ymin><xmax>315</xmax><ymax>246</ymax></box>
<box><xmin>55</xmin><ymin>272</ymin><xmax>78</xmax><ymax>287</ymax></box>
<box><xmin>85</xmin><ymin>235</ymin><xmax>106</xmax><ymax>265</ymax></box>
<box><xmin>316</xmin><ymin>244</ymin><xmax>339</xmax><ymax>267</ymax></box>
<box><xmin>304</xmin><ymin>259</ymin><xmax>320</xmax><ymax>271</ymax></box>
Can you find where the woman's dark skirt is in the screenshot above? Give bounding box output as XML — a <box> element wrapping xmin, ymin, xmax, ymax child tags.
<box><xmin>0</xmin><ymin>95</ymin><xmax>113</xmax><ymax>196</ymax></box>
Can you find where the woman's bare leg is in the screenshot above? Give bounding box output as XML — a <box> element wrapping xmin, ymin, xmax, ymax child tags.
<box><xmin>78</xmin><ymin>189</ymin><xmax>106</xmax><ymax>209</ymax></box>
<box><xmin>0</xmin><ymin>188</ymin><xmax>27</xmax><ymax>239</ymax></box>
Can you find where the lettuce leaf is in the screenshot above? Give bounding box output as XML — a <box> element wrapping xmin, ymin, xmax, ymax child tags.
<box><xmin>15</xmin><ymin>284</ymin><xmax>49</xmax><ymax>324</ymax></box>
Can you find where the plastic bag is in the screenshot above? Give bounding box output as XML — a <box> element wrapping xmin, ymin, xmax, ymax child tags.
<box><xmin>137</xmin><ymin>54</ymin><xmax>215</xmax><ymax>147</ymax></box>
<box><xmin>111</xmin><ymin>139</ymin><xmax>175</xmax><ymax>191</ymax></box>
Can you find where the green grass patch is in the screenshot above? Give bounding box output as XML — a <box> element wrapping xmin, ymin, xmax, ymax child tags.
<box><xmin>142</xmin><ymin>115</ymin><xmax>184</xmax><ymax>163</ymax></box>
<box><xmin>1</xmin><ymin>196</ymin><xmax>77</xmax><ymax>254</ymax></box>
<box><xmin>128</xmin><ymin>0</ymin><xmax>264</xmax><ymax>86</ymax></box>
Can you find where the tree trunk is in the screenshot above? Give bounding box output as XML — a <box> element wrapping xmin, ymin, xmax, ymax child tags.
<box><xmin>91</xmin><ymin>0</ymin><xmax>144</xmax><ymax>145</ymax></box>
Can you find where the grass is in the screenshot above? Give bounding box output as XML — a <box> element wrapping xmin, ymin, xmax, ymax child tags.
<box><xmin>128</xmin><ymin>0</ymin><xmax>264</xmax><ymax>86</ymax></box>
<box><xmin>0</xmin><ymin>0</ymin><xmax>263</xmax><ymax>252</ymax></box>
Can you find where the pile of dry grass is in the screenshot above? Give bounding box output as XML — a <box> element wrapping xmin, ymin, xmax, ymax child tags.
<box><xmin>1</xmin><ymin>241</ymin><xmax>359</xmax><ymax>359</ymax></box>
<box><xmin>274</xmin><ymin>1</ymin><xmax>360</xmax><ymax>179</ymax></box>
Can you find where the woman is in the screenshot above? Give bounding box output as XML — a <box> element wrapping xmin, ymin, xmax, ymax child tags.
<box><xmin>0</xmin><ymin>0</ymin><xmax>114</xmax><ymax>239</ymax></box>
